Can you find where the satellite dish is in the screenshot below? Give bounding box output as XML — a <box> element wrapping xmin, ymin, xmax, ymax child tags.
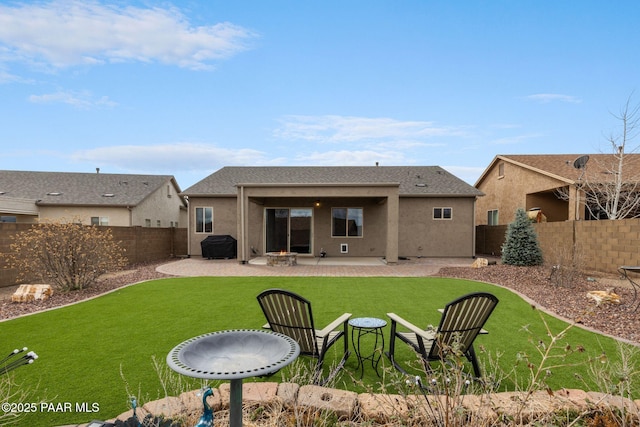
<box><xmin>573</xmin><ymin>155</ymin><xmax>589</xmax><ymax>169</ymax></box>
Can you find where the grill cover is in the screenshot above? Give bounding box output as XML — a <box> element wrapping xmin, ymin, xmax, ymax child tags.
<box><xmin>200</xmin><ymin>235</ymin><xmax>237</xmax><ymax>259</ymax></box>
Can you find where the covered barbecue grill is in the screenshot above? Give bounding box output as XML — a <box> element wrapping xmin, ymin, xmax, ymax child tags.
<box><xmin>200</xmin><ymin>235</ymin><xmax>237</xmax><ymax>259</ymax></box>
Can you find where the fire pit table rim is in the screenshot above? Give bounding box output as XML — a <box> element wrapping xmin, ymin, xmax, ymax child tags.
<box><xmin>265</xmin><ymin>251</ymin><xmax>298</xmax><ymax>266</ymax></box>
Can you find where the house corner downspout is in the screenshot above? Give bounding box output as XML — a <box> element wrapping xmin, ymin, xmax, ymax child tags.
<box><xmin>239</xmin><ymin>185</ymin><xmax>247</xmax><ymax>264</ymax></box>
<box><xmin>186</xmin><ymin>200</ymin><xmax>191</xmax><ymax>257</ymax></box>
<box><xmin>472</xmin><ymin>197</ymin><xmax>477</xmax><ymax>258</ymax></box>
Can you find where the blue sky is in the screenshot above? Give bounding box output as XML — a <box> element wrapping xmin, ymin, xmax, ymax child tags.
<box><xmin>1</xmin><ymin>1</ymin><xmax>639</xmax><ymax>190</ymax></box>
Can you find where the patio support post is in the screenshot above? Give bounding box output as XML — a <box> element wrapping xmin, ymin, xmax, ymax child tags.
<box><xmin>237</xmin><ymin>185</ymin><xmax>249</xmax><ymax>264</ymax></box>
<box><xmin>385</xmin><ymin>192</ymin><xmax>399</xmax><ymax>264</ymax></box>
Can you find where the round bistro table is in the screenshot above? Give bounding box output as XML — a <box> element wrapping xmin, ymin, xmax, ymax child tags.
<box><xmin>348</xmin><ymin>317</ymin><xmax>387</xmax><ymax>378</ymax></box>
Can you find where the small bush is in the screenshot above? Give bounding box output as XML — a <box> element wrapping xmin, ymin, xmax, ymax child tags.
<box><xmin>4</xmin><ymin>217</ymin><xmax>127</xmax><ymax>292</ymax></box>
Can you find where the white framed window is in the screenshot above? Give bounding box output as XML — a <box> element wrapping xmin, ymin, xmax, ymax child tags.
<box><xmin>498</xmin><ymin>163</ymin><xmax>505</xmax><ymax>178</ymax></box>
<box><xmin>332</xmin><ymin>207</ymin><xmax>363</xmax><ymax>237</ymax></box>
<box><xmin>196</xmin><ymin>207</ymin><xmax>213</xmax><ymax>233</ymax></box>
<box><xmin>156</xmin><ymin>220</ymin><xmax>161</xmax><ymax>227</ymax></box>
<box><xmin>433</xmin><ymin>207</ymin><xmax>452</xmax><ymax>220</ymax></box>
<box><xmin>91</xmin><ymin>216</ymin><xmax>109</xmax><ymax>226</ymax></box>
<box><xmin>488</xmin><ymin>209</ymin><xmax>499</xmax><ymax>226</ymax></box>
<box><xmin>145</xmin><ymin>219</ymin><xmax>151</xmax><ymax>227</ymax></box>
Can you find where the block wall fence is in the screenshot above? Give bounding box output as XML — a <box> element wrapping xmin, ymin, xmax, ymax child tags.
<box><xmin>476</xmin><ymin>218</ymin><xmax>640</xmax><ymax>274</ymax></box>
<box><xmin>0</xmin><ymin>223</ymin><xmax>187</xmax><ymax>287</ymax></box>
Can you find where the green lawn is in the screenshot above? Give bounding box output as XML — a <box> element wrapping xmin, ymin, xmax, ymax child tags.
<box><xmin>0</xmin><ymin>276</ymin><xmax>629</xmax><ymax>426</ymax></box>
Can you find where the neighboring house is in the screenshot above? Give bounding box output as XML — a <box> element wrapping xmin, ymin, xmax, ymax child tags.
<box><xmin>181</xmin><ymin>166</ymin><xmax>483</xmax><ymax>263</ymax></box>
<box><xmin>0</xmin><ymin>170</ymin><xmax>187</xmax><ymax>226</ymax></box>
<box><xmin>475</xmin><ymin>154</ymin><xmax>640</xmax><ymax>225</ymax></box>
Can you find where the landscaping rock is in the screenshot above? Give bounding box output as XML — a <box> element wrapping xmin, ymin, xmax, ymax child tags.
<box><xmin>11</xmin><ymin>284</ymin><xmax>53</xmax><ymax>302</ymax></box>
<box><xmin>471</xmin><ymin>258</ymin><xmax>489</xmax><ymax>268</ymax></box>
<box><xmin>586</xmin><ymin>290</ymin><xmax>621</xmax><ymax>305</ymax></box>
<box><xmin>587</xmin><ymin>391</ymin><xmax>639</xmax><ymax>414</ymax></box>
<box><xmin>358</xmin><ymin>392</ymin><xmax>408</xmax><ymax>423</ymax></box>
<box><xmin>458</xmin><ymin>393</ymin><xmax>499</xmax><ymax>423</ymax></box>
<box><xmin>106</xmin><ymin>386</ymin><xmax>640</xmax><ymax>426</ymax></box>
<box><xmin>277</xmin><ymin>382</ymin><xmax>300</xmax><ymax>408</ymax></box>
<box><xmin>555</xmin><ymin>388</ymin><xmax>591</xmax><ymax>411</ymax></box>
<box><xmin>218</xmin><ymin>382</ymin><xmax>278</xmax><ymax>409</ymax></box>
<box><xmin>296</xmin><ymin>384</ymin><xmax>357</xmax><ymax>420</ymax></box>
<box><xmin>178</xmin><ymin>388</ymin><xmax>223</xmax><ymax>414</ymax></box>
<box><xmin>142</xmin><ymin>396</ymin><xmax>184</xmax><ymax>419</ymax></box>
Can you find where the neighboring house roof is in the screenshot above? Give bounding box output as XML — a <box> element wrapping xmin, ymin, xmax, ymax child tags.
<box><xmin>0</xmin><ymin>170</ymin><xmax>185</xmax><ymax>207</ymax></box>
<box><xmin>183</xmin><ymin>166</ymin><xmax>483</xmax><ymax>197</ymax></box>
<box><xmin>475</xmin><ymin>154</ymin><xmax>640</xmax><ymax>187</ymax></box>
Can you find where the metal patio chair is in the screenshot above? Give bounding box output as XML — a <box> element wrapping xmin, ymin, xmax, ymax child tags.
<box><xmin>257</xmin><ymin>288</ymin><xmax>351</xmax><ymax>384</ymax></box>
<box><xmin>386</xmin><ymin>292</ymin><xmax>499</xmax><ymax>378</ymax></box>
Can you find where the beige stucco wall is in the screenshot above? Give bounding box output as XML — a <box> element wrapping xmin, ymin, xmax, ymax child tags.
<box><xmin>131</xmin><ymin>181</ymin><xmax>185</xmax><ymax>227</ymax></box>
<box><xmin>35</xmin><ymin>181</ymin><xmax>185</xmax><ymax>227</ymax></box>
<box><xmin>476</xmin><ymin>161</ymin><xmax>569</xmax><ymax>225</ymax></box>
<box><xmin>235</xmin><ymin>184</ymin><xmax>400</xmax><ymax>263</ymax></box>
<box><xmin>188</xmin><ymin>189</ymin><xmax>477</xmax><ymax>260</ymax></box>
<box><xmin>38</xmin><ymin>206</ymin><xmax>132</xmax><ymax>225</ymax></box>
<box><xmin>241</xmin><ymin>196</ymin><xmax>389</xmax><ymax>258</ymax></box>
<box><xmin>399</xmin><ymin>197</ymin><xmax>477</xmax><ymax>257</ymax></box>
<box><xmin>188</xmin><ymin>197</ymin><xmax>238</xmax><ymax>256</ymax></box>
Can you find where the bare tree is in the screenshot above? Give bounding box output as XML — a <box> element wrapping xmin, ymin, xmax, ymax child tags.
<box><xmin>558</xmin><ymin>95</ymin><xmax>640</xmax><ymax>219</ymax></box>
<box><xmin>587</xmin><ymin>95</ymin><xmax>640</xmax><ymax>219</ymax></box>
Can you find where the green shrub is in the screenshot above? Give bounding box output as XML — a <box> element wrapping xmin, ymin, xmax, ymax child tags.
<box><xmin>501</xmin><ymin>208</ymin><xmax>544</xmax><ymax>266</ymax></box>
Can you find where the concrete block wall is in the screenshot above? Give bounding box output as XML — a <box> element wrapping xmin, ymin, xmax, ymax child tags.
<box><xmin>0</xmin><ymin>223</ymin><xmax>188</xmax><ymax>287</ymax></box>
<box><xmin>476</xmin><ymin>218</ymin><xmax>640</xmax><ymax>274</ymax></box>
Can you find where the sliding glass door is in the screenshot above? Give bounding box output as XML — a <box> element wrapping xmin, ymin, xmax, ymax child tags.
<box><xmin>265</xmin><ymin>208</ymin><xmax>312</xmax><ymax>254</ymax></box>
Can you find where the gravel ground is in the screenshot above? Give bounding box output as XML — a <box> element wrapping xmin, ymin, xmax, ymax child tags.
<box><xmin>439</xmin><ymin>264</ymin><xmax>640</xmax><ymax>344</ymax></box>
<box><xmin>1</xmin><ymin>259</ymin><xmax>638</xmax><ymax>345</ymax></box>
<box><xmin>0</xmin><ymin>260</ymin><xmax>171</xmax><ymax>321</ymax></box>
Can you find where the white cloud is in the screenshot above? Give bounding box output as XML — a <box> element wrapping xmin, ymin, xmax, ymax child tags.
<box><xmin>0</xmin><ymin>68</ymin><xmax>22</xmax><ymax>84</ymax></box>
<box><xmin>296</xmin><ymin>149</ymin><xmax>406</xmax><ymax>166</ymax></box>
<box><xmin>525</xmin><ymin>93</ymin><xmax>582</xmax><ymax>104</ymax></box>
<box><xmin>29</xmin><ymin>90</ymin><xmax>117</xmax><ymax>109</ymax></box>
<box><xmin>274</xmin><ymin>115</ymin><xmax>468</xmax><ymax>143</ymax></box>
<box><xmin>0</xmin><ymin>1</ymin><xmax>257</xmax><ymax>70</ymax></box>
<box><xmin>71</xmin><ymin>143</ymin><xmax>268</xmax><ymax>172</ymax></box>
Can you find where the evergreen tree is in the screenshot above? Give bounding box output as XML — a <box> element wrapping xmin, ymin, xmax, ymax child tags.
<box><xmin>501</xmin><ymin>208</ymin><xmax>544</xmax><ymax>266</ymax></box>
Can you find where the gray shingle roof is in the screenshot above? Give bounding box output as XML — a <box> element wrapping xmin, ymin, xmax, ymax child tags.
<box><xmin>182</xmin><ymin>166</ymin><xmax>483</xmax><ymax>197</ymax></box>
<box><xmin>0</xmin><ymin>170</ymin><xmax>181</xmax><ymax>206</ymax></box>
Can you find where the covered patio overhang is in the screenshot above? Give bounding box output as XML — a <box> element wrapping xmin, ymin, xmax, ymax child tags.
<box><xmin>235</xmin><ymin>182</ymin><xmax>400</xmax><ymax>264</ymax></box>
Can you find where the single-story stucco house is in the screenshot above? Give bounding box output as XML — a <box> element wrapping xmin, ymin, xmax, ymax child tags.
<box><xmin>475</xmin><ymin>154</ymin><xmax>640</xmax><ymax>224</ymax></box>
<box><xmin>181</xmin><ymin>166</ymin><xmax>484</xmax><ymax>264</ymax></box>
<box><xmin>0</xmin><ymin>170</ymin><xmax>187</xmax><ymax>226</ymax></box>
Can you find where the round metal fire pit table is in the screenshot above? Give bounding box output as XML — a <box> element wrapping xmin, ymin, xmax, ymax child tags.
<box><xmin>167</xmin><ymin>329</ymin><xmax>299</xmax><ymax>427</ymax></box>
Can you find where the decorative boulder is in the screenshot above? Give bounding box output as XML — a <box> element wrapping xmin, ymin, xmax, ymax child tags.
<box><xmin>587</xmin><ymin>289</ymin><xmax>620</xmax><ymax>305</ymax></box>
<box><xmin>471</xmin><ymin>258</ymin><xmax>489</xmax><ymax>268</ymax></box>
<box><xmin>11</xmin><ymin>284</ymin><xmax>53</xmax><ymax>303</ymax></box>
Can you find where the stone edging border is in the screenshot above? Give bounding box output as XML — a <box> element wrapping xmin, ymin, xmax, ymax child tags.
<box><xmin>105</xmin><ymin>382</ymin><xmax>640</xmax><ymax>426</ymax></box>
